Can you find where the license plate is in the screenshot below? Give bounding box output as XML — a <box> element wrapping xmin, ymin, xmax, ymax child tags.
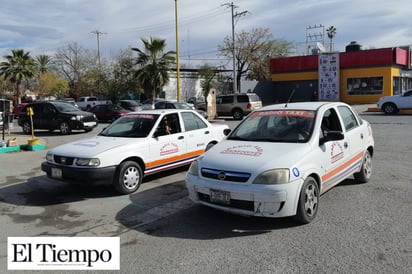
<box><xmin>51</xmin><ymin>167</ymin><xmax>62</xmax><ymax>179</ymax></box>
<box><xmin>210</xmin><ymin>189</ymin><xmax>230</xmax><ymax>205</ymax></box>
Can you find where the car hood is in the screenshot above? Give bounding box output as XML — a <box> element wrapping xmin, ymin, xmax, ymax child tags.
<box><xmin>198</xmin><ymin>140</ymin><xmax>311</xmax><ymax>173</ymax></box>
<box><xmin>48</xmin><ymin>135</ymin><xmax>146</xmax><ymax>158</ymax></box>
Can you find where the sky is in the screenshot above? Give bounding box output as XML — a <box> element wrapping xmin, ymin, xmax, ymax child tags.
<box><xmin>1</xmin><ymin>0</ymin><xmax>412</xmax><ymax>68</ymax></box>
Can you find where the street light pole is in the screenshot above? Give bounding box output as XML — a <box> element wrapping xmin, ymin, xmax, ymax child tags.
<box><xmin>175</xmin><ymin>0</ymin><xmax>181</xmax><ymax>102</ymax></box>
<box><xmin>231</xmin><ymin>3</ymin><xmax>236</xmax><ymax>93</ymax></box>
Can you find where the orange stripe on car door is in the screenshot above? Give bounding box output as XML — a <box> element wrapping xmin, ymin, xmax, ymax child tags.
<box><xmin>322</xmin><ymin>151</ymin><xmax>364</xmax><ymax>182</ymax></box>
<box><xmin>145</xmin><ymin>149</ymin><xmax>204</xmax><ymax>169</ymax></box>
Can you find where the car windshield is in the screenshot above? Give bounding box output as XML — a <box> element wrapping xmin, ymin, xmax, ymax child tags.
<box><xmin>53</xmin><ymin>102</ymin><xmax>80</xmax><ymax>112</ymax></box>
<box><xmin>228</xmin><ymin>110</ymin><xmax>316</xmax><ymax>143</ymax></box>
<box><xmin>99</xmin><ymin>114</ymin><xmax>160</xmax><ymax>137</ymax></box>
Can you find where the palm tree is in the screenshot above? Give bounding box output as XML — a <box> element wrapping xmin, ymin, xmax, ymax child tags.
<box><xmin>326</xmin><ymin>26</ymin><xmax>337</xmax><ymax>52</ymax></box>
<box><xmin>35</xmin><ymin>54</ymin><xmax>54</xmax><ymax>74</ymax></box>
<box><xmin>0</xmin><ymin>49</ymin><xmax>36</xmax><ymax>104</ymax></box>
<box><xmin>131</xmin><ymin>37</ymin><xmax>176</xmax><ymax>102</ymax></box>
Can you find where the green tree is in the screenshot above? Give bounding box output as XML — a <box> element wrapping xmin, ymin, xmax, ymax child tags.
<box><xmin>326</xmin><ymin>26</ymin><xmax>337</xmax><ymax>52</ymax></box>
<box><xmin>131</xmin><ymin>37</ymin><xmax>176</xmax><ymax>102</ymax></box>
<box><xmin>0</xmin><ymin>49</ymin><xmax>36</xmax><ymax>104</ymax></box>
<box><xmin>218</xmin><ymin>28</ymin><xmax>293</xmax><ymax>90</ymax></box>
<box><xmin>35</xmin><ymin>54</ymin><xmax>54</xmax><ymax>74</ymax></box>
<box><xmin>33</xmin><ymin>72</ymin><xmax>69</xmax><ymax>98</ymax></box>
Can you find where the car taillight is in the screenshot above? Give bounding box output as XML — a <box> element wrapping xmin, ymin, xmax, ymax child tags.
<box><xmin>247</xmin><ymin>103</ymin><xmax>252</xmax><ymax>109</ymax></box>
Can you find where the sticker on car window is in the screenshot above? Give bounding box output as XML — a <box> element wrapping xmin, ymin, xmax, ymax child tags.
<box><xmin>250</xmin><ymin>110</ymin><xmax>315</xmax><ymax>118</ymax></box>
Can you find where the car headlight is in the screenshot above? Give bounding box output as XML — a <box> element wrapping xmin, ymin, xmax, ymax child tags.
<box><xmin>75</xmin><ymin>158</ymin><xmax>100</xmax><ymax>166</ymax></box>
<box><xmin>46</xmin><ymin>153</ymin><xmax>54</xmax><ymax>162</ymax></box>
<box><xmin>188</xmin><ymin>160</ymin><xmax>199</xmax><ymax>176</ymax></box>
<box><xmin>253</xmin><ymin>169</ymin><xmax>290</xmax><ymax>185</ymax></box>
<box><xmin>70</xmin><ymin>115</ymin><xmax>83</xmax><ymax>121</ymax></box>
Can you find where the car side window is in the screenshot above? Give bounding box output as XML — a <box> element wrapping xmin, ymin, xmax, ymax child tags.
<box><xmin>337</xmin><ymin>106</ymin><xmax>359</xmax><ymax>131</ymax></box>
<box><xmin>219</xmin><ymin>96</ymin><xmax>233</xmax><ymax>104</ymax></box>
<box><xmin>181</xmin><ymin>112</ymin><xmax>207</xmax><ymax>131</ymax></box>
<box><xmin>157</xmin><ymin>113</ymin><xmax>181</xmax><ymax>136</ymax></box>
<box><xmin>321</xmin><ymin>108</ymin><xmax>342</xmax><ymax>136</ymax></box>
<box><xmin>237</xmin><ymin>95</ymin><xmax>249</xmax><ymax>103</ymax></box>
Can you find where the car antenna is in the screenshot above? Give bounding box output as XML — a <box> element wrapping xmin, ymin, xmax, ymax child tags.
<box><xmin>285</xmin><ymin>89</ymin><xmax>296</xmax><ymax>107</ymax></box>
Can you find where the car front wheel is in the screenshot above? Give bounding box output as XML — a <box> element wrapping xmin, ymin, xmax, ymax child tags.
<box><xmin>294</xmin><ymin>176</ymin><xmax>319</xmax><ymax>224</ymax></box>
<box><xmin>113</xmin><ymin>161</ymin><xmax>142</xmax><ymax>194</ymax></box>
<box><xmin>354</xmin><ymin>150</ymin><xmax>372</xmax><ymax>183</ymax></box>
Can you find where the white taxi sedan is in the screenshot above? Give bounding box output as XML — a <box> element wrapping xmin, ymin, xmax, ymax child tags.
<box><xmin>41</xmin><ymin>109</ymin><xmax>229</xmax><ymax>194</ymax></box>
<box><xmin>185</xmin><ymin>102</ymin><xmax>374</xmax><ymax>224</ymax></box>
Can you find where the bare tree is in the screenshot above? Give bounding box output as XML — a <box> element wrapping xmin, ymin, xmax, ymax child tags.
<box><xmin>219</xmin><ymin>28</ymin><xmax>293</xmax><ymax>91</ymax></box>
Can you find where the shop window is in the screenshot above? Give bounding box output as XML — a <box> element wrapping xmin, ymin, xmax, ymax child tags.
<box><xmin>347</xmin><ymin>77</ymin><xmax>383</xmax><ymax>95</ymax></box>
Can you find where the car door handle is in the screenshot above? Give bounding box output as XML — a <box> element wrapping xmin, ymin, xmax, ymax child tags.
<box><xmin>360</xmin><ymin>133</ymin><xmax>364</xmax><ymax>139</ymax></box>
<box><xmin>204</xmin><ymin>131</ymin><xmax>210</xmax><ymax>135</ymax></box>
<box><xmin>344</xmin><ymin>142</ymin><xmax>348</xmax><ymax>148</ymax></box>
<box><xmin>178</xmin><ymin>136</ymin><xmax>184</xmax><ymax>140</ymax></box>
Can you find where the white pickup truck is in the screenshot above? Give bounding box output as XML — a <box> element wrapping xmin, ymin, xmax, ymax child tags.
<box><xmin>76</xmin><ymin>96</ymin><xmax>112</xmax><ymax>110</ymax></box>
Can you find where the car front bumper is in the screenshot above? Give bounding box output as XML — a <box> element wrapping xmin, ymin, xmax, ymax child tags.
<box><xmin>185</xmin><ymin>173</ymin><xmax>304</xmax><ymax>218</ymax></box>
<box><xmin>41</xmin><ymin>161</ymin><xmax>116</xmax><ymax>185</ymax></box>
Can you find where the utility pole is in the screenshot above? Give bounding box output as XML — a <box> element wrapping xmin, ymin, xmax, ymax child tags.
<box><xmin>223</xmin><ymin>2</ymin><xmax>248</xmax><ymax>93</ymax></box>
<box><xmin>91</xmin><ymin>30</ymin><xmax>106</xmax><ymax>68</ymax></box>
<box><xmin>174</xmin><ymin>0</ymin><xmax>181</xmax><ymax>102</ymax></box>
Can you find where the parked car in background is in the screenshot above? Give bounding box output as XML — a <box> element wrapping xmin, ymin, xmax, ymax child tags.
<box><xmin>187</xmin><ymin>97</ymin><xmax>207</xmax><ymax>111</ymax></box>
<box><xmin>12</xmin><ymin>103</ymin><xmax>28</xmax><ymax>116</ymax></box>
<box><xmin>216</xmin><ymin>93</ymin><xmax>262</xmax><ymax>120</ymax></box>
<box><xmin>18</xmin><ymin>101</ymin><xmax>98</xmax><ymax>135</ymax></box>
<box><xmin>119</xmin><ymin>100</ymin><xmax>142</xmax><ymax>112</ymax></box>
<box><xmin>154</xmin><ymin>100</ymin><xmax>208</xmax><ymax>118</ymax></box>
<box><xmin>56</xmin><ymin>98</ymin><xmax>79</xmax><ymax>108</ymax></box>
<box><xmin>76</xmin><ymin>96</ymin><xmax>112</xmax><ymax>111</ymax></box>
<box><xmin>141</xmin><ymin>98</ymin><xmax>165</xmax><ymax>110</ymax></box>
<box><xmin>377</xmin><ymin>89</ymin><xmax>412</xmax><ymax>114</ymax></box>
<box><xmin>41</xmin><ymin>109</ymin><xmax>229</xmax><ymax>194</ymax></box>
<box><xmin>89</xmin><ymin>104</ymin><xmax>130</xmax><ymax>122</ymax></box>
<box><xmin>186</xmin><ymin>101</ymin><xmax>374</xmax><ymax>224</ymax></box>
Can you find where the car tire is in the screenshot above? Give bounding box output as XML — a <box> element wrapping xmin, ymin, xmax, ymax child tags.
<box><xmin>294</xmin><ymin>176</ymin><xmax>319</xmax><ymax>224</ymax></box>
<box><xmin>354</xmin><ymin>150</ymin><xmax>372</xmax><ymax>183</ymax></box>
<box><xmin>382</xmin><ymin>103</ymin><xmax>398</xmax><ymax>114</ymax></box>
<box><xmin>22</xmin><ymin>121</ymin><xmax>31</xmax><ymax>135</ymax></box>
<box><xmin>113</xmin><ymin>161</ymin><xmax>142</xmax><ymax>194</ymax></box>
<box><xmin>59</xmin><ymin>122</ymin><xmax>71</xmax><ymax>135</ymax></box>
<box><xmin>232</xmin><ymin>108</ymin><xmax>244</xmax><ymax>120</ymax></box>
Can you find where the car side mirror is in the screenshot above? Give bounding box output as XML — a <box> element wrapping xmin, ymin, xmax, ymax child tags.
<box><xmin>223</xmin><ymin>128</ymin><xmax>231</xmax><ymax>136</ymax></box>
<box><xmin>319</xmin><ymin>130</ymin><xmax>344</xmax><ymax>145</ymax></box>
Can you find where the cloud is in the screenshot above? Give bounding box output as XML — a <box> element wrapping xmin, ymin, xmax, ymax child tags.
<box><xmin>0</xmin><ymin>0</ymin><xmax>411</xmax><ymax>63</ymax></box>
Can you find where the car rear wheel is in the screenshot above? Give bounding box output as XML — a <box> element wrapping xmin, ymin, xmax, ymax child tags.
<box><xmin>232</xmin><ymin>108</ymin><xmax>244</xmax><ymax>120</ymax></box>
<box><xmin>59</xmin><ymin>122</ymin><xmax>71</xmax><ymax>135</ymax></box>
<box><xmin>382</xmin><ymin>103</ymin><xmax>398</xmax><ymax>114</ymax></box>
<box><xmin>113</xmin><ymin>161</ymin><xmax>142</xmax><ymax>194</ymax></box>
<box><xmin>354</xmin><ymin>150</ymin><xmax>372</xmax><ymax>183</ymax></box>
<box><xmin>294</xmin><ymin>176</ymin><xmax>319</xmax><ymax>224</ymax></box>
<box><xmin>22</xmin><ymin>121</ymin><xmax>31</xmax><ymax>135</ymax></box>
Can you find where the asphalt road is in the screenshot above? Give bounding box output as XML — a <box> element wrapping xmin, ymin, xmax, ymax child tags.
<box><xmin>0</xmin><ymin>112</ymin><xmax>411</xmax><ymax>274</ymax></box>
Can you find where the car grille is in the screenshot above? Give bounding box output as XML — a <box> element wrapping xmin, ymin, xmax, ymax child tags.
<box><xmin>201</xmin><ymin>168</ymin><xmax>250</xmax><ymax>182</ymax></box>
<box><xmin>82</xmin><ymin>115</ymin><xmax>97</xmax><ymax>122</ymax></box>
<box><xmin>54</xmin><ymin>155</ymin><xmax>75</xmax><ymax>165</ymax></box>
<box><xmin>197</xmin><ymin>192</ymin><xmax>254</xmax><ymax>211</ymax></box>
